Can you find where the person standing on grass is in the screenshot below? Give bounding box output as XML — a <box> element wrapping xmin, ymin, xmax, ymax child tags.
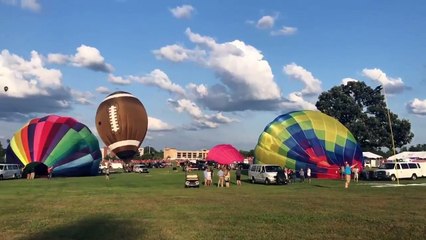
<box><xmin>306</xmin><ymin>167</ymin><xmax>311</xmax><ymax>183</ymax></box>
<box><xmin>284</xmin><ymin>168</ymin><xmax>289</xmax><ymax>184</ymax></box>
<box><xmin>353</xmin><ymin>166</ymin><xmax>359</xmax><ymax>183</ymax></box>
<box><xmin>217</xmin><ymin>167</ymin><xmax>224</xmax><ymax>187</ymax></box>
<box><xmin>235</xmin><ymin>166</ymin><xmax>242</xmax><ymax>186</ymax></box>
<box><xmin>224</xmin><ymin>166</ymin><xmax>231</xmax><ymax>187</ymax></box>
<box><xmin>203</xmin><ymin>168</ymin><xmax>209</xmax><ymax>186</ymax></box>
<box><xmin>299</xmin><ymin>168</ymin><xmax>305</xmax><ymax>183</ymax></box>
<box><xmin>48</xmin><ymin>166</ymin><xmax>53</xmax><ymax>180</ymax></box>
<box><xmin>105</xmin><ymin>162</ymin><xmax>110</xmax><ymax>180</ymax></box>
<box><xmin>206</xmin><ymin>168</ymin><xmax>212</xmax><ymax>186</ymax></box>
<box><xmin>344</xmin><ymin>162</ymin><xmax>357</xmax><ymax>189</ymax></box>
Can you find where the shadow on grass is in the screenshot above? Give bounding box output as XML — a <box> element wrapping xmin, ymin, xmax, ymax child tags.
<box><xmin>21</xmin><ymin>214</ymin><xmax>143</xmax><ymax>240</ymax></box>
<box><xmin>312</xmin><ymin>184</ymin><xmax>330</xmax><ymax>188</ymax></box>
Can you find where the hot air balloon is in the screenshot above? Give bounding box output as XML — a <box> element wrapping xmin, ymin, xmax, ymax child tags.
<box><xmin>3</xmin><ymin>86</ymin><xmax>8</xmax><ymax>92</ymax></box>
<box><xmin>255</xmin><ymin>110</ymin><xmax>363</xmax><ymax>179</ymax></box>
<box><xmin>6</xmin><ymin>115</ymin><xmax>102</xmax><ymax>177</ymax></box>
<box><xmin>206</xmin><ymin>144</ymin><xmax>244</xmax><ymax>165</ymax></box>
<box><xmin>95</xmin><ymin>91</ymin><xmax>148</xmax><ymax>162</ymax></box>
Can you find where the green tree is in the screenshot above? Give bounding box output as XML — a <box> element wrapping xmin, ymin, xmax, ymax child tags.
<box><xmin>316</xmin><ymin>81</ymin><xmax>414</xmax><ymax>152</ymax></box>
<box><xmin>0</xmin><ymin>141</ymin><xmax>5</xmax><ymax>162</ymax></box>
<box><xmin>403</xmin><ymin>144</ymin><xmax>426</xmax><ymax>151</ymax></box>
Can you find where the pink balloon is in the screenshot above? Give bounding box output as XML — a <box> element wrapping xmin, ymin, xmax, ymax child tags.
<box><xmin>206</xmin><ymin>144</ymin><xmax>244</xmax><ymax>165</ymax></box>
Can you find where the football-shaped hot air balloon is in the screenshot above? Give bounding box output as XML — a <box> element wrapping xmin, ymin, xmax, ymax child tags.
<box><xmin>255</xmin><ymin>110</ymin><xmax>363</xmax><ymax>179</ymax></box>
<box><xmin>95</xmin><ymin>91</ymin><xmax>148</xmax><ymax>161</ymax></box>
<box><xmin>6</xmin><ymin>115</ymin><xmax>102</xmax><ymax>177</ymax></box>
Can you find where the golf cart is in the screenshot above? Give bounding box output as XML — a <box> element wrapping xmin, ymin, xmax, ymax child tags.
<box><xmin>185</xmin><ymin>173</ymin><xmax>200</xmax><ymax>188</ymax></box>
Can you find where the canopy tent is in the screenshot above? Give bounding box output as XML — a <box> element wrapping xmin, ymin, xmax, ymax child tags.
<box><xmin>387</xmin><ymin>151</ymin><xmax>426</xmax><ymax>161</ymax></box>
<box><xmin>363</xmin><ymin>152</ymin><xmax>383</xmax><ymax>159</ymax></box>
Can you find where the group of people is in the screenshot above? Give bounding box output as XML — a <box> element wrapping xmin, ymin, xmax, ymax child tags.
<box><xmin>282</xmin><ymin>167</ymin><xmax>312</xmax><ymax>184</ymax></box>
<box><xmin>203</xmin><ymin>165</ymin><xmax>242</xmax><ymax>187</ymax></box>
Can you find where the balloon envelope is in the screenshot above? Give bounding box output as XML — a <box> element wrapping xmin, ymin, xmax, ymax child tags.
<box><xmin>95</xmin><ymin>91</ymin><xmax>148</xmax><ymax>161</ymax></box>
<box><xmin>206</xmin><ymin>144</ymin><xmax>244</xmax><ymax>165</ymax></box>
<box><xmin>255</xmin><ymin>110</ymin><xmax>363</xmax><ymax>179</ymax></box>
<box><xmin>6</xmin><ymin>115</ymin><xmax>102</xmax><ymax>177</ymax></box>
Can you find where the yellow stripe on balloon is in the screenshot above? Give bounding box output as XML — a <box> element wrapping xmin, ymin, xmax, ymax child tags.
<box><xmin>10</xmin><ymin>133</ymin><xmax>29</xmax><ymax>165</ymax></box>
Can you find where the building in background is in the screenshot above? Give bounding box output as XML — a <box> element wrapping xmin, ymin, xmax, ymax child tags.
<box><xmin>163</xmin><ymin>147</ymin><xmax>209</xmax><ymax>161</ymax></box>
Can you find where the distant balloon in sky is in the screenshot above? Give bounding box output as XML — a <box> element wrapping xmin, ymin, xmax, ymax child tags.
<box><xmin>95</xmin><ymin>91</ymin><xmax>148</xmax><ymax>162</ymax></box>
<box><xmin>6</xmin><ymin>115</ymin><xmax>102</xmax><ymax>177</ymax></box>
<box><xmin>3</xmin><ymin>86</ymin><xmax>8</xmax><ymax>92</ymax></box>
<box><xmin>255</xmin><ymin>110</ymin><xmax>363</xmax><ymax>179</ymax></box>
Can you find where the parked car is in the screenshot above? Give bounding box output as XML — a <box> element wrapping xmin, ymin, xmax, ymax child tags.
<box><xmin>248</xmin><ymin>164</ymin><xmax>283</xmax><ymax>184</ymax></box>
<box><xmin>185</xmin><ymin>173</ymin><xmax>200</xmax><ymax>188</ymax></box>
<box><xmin>133</xmin><ymin>164</ymin><xmax>150</xmax><ymax>173</ymax></box>
<box><xmin>0</xmin><ymin>164</ymin><xmax>22</xmax><ymax>180</ymax></box>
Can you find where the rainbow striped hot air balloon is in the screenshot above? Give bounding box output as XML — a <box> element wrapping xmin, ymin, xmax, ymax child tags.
<box><xmin>255</xmin><ymin>110</ymin><xmax>363</xmax><ymax>179</ymax></box>
<box><xmin>6</xmin><ymin>115</ymin><xmax>101</xmax><ymax>177</ymax></box>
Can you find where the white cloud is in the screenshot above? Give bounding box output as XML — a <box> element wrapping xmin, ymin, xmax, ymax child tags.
<box><xmin>341</xmin><ymin>78</ymin><xmax>359</xmax><ymax>85</ymax></box>
<box><xmin>407</xmin><ymin>98</ymin><xmax>426</xmax><ymax>115</ymax></box>
<box><xmin>108</xmin><ymin>74</ymin><xmax>131</xmax><ymax>85</ymax></box>
<box><xmin>183</xmin><ymin>28</ymin><xmax>281</xmax><ymax>101</ymax></box>
<box><xmin>279</xmin><ymin>92</ymin><xmax>317</xmax><ymax>111</ymax></box>
<box><xmin>1</xmin><ymin>0</ymin><xmax>40</xmax><ymax>12</ymax></box>
<box><xmin>187</xmin><ymin>83</ymin><xmax>208</xmax><ymax>98</ymax></box>
<box><xmin>0</xmin><ymin>49</ymin><xmax>62</xmax><ymax>98</ymax></box>
<box><xmin>47</xmin><ymin>53</ymin><xmax>68</xmax><ymax>64</ymax></box>
<box><xmin>70</xmin><ymin>89</ymin><xmax>95</xmax><ymax>105</ymax></box>
<box><xmin>96</xmin><ymin>86</ymin><xmax>111</xmax><ymax>94</ymax></box>
<box><xmin>168</xmin><ymin>98</ymin><xmax>237</xmax><ymax>129</ymax></box>
<box><xmin>154</xmin><ymin>29</ymin><xmax>320</xmax><ymax>117</ymax></box>
<box><xmin>48</xmin><ymin>45</ymin><xmax>114</xmax><ymax>73</ymax></box>
<box><xmin>271</xmin><ymin>26</ymin><xmax>298</xmax><ymax>36</ymax></box>
<box><xmin>21</xmin><ymin>0</ymin><xmax>40</xmax><ymax>12</ymax></box>
<box><xmin>170</xmin><ymin>5</ymin><xmax>194</xmax><ymax>19</ymax></box>
<box><xmin>133</xmin><ymin>69</ymin><xmax>185</xmax><ymax>96</ymax></box>
<box><xmin>153</xmin><ymin>44</ymin><xmax>205</xmax><ymax>62</ymax></box>
<box><xmin>283</xmin><ymin>63</ymin><xmax>322</xmax><ymax>96</ymax></box>
<box><xmin>0</xmin><ymin>49</ymin><xmax>72</xmax><ymax>120</ymax></box>
<box><xmin>171</xmin><ymin>98</ymin><xmax>203</xmax><ymax>118</ymax></box>
<box><xmin>256</xmin><ymin>15</ymin><xmax>275</xmax><ymax>29</ymax></box>
<box><xmin>148</xmin><ymin>116</ymin><xmax>174</xmax><ymax>131</ymax></box>
<box><xmin>362</xmin><ymin>68</ymin><xmax>405</xmax><ymax>94</ymax></box>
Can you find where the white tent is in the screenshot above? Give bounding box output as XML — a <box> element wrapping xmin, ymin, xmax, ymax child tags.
<box><xmin>387</xmin><ymin>151</ymin><xmax>426</xmax><ymax>161</ymax></box>
<box><xmin>363</xmin><ymin>152</ymin><xmax>383</xmax><ymax>159</ymax></box>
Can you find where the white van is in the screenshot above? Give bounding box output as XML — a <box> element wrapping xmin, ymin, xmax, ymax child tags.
<box><xmin>374</xmin><ymin>161</ymin><xmax>425</xmax><ymax>181</ymax></box>
<box><xmin>248</xmin><ymin>164</ymin><xmax>282</xmax><ymax>184</ymax></box>
<box><xmin>0</xmin><ymin>164</ymin><xmax>22</xmax><ymax>180</ymax></box>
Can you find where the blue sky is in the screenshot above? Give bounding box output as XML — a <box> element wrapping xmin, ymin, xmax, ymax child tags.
<box><xmin>1</xmin><ymin>0</ymin><xmax>426</xmax><ymax>151</ymax></box>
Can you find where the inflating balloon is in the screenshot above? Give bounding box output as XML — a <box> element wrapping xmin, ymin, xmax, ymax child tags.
<box><xmin>255</xmin><ymin>110</ymin><xmax>363</xmax><ymax>179</ymax></box>
<box><xmin>6</xmin><ymin>115</ymin><xmax>102</xmax><ymax>177</ymax></box>
<box><xmin>95</xmin><ymin>91</ymin><xmax>148</xmax><ymax>162</ymax></box>
<box><xmin>206</xmin><ymin>144</ymin><xmax>244</xmax><ymax>165</ymax></box>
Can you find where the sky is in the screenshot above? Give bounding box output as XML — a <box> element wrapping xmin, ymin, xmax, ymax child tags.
<box><xmin>1</xmin><ymin>0</ymin><xmax>426</xmax><ymax>152</ymax></box>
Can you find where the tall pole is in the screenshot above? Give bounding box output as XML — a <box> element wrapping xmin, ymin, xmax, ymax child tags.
<box><xmin>380</xmin><ymin>82</ymin><xmax>399</xmax><ymax>185</ymax></box>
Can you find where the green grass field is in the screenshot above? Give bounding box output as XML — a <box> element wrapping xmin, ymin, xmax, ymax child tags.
<box><xmin>1</xmin><ymin>168</ymin><xmax>425</xmax><ymax>240</ymax></box>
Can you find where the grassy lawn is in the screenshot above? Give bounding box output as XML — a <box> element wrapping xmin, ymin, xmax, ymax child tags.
<box><xmin>0</xmin><ymin>168</ymin><xmax>425</xmax><ymax>240</ymax></box>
